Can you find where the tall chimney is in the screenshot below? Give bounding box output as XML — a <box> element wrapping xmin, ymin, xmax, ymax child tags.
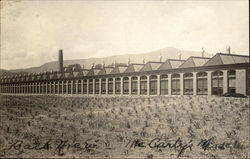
<box><xmin>58</xmin><ymin>49</ymin><xmax>63</xmax><ymax>73</ymax></box>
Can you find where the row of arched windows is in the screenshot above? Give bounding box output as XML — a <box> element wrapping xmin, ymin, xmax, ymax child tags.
<box><xmin>0</xmin><ymin>70</ymin><xmax>236</xmax><ymax>95</ymax></box>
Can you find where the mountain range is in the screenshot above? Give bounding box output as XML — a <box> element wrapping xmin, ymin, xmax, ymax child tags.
<box><xmin>1</xmin><ymin>47</ymin><xmax>211</xmax><ymax>76</ymax></box>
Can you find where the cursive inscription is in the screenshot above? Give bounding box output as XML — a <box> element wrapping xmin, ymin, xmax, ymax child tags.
<box><xmin>125</xmin><ymin>136</ymin><xmax>245</xmax><ymax>158</ymax></box>
<box><xmin>0</xmin><ymin>136</ymin><xmax>246</xmax><ymax>158</ymax></box>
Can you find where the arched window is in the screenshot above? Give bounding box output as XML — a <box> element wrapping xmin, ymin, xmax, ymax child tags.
<box><xmin>37</xmin><ymin>82</ymin><xmax>40</xmax><ymax>94</ymax></box>
<box><xmin>150</xmin><ymin>75</ymin><xmax>157</xmax><ymax>95</ymax></box>
<box><xmin>115</xmin><ymin>78</ymin><xmax>121</xmax><ymax>94</ymax></box>
<box><xmin>160</xmin><ymin>74</ymin><xmax>168</xmax><ymax>95</ymax></box>
<box><xmin>171</xmin><ymin>74</ymin><xmax>180</xmax><ymax>95</ymax></box>
<box><xmin>63</xmin><ymin>81</ymin><xmax>67</xmax><ymax>94</ymax></box>
<box><xmin>131</xmin><ymin>76</ymin><xmax>138</xmax><ymax>95</ymax></box>
<box><xmin>55</xmin><ymin>81</ymin><xmax>59</xmax><ymax>94</ymax></box>
<box><xmin>28</xmin><ymin>83</ymin><xmax>30</xmax><ymax>94</ymax></box>
<box><xmin>197</xmin><ymin>72</ymin><xmax>207</xmax><ymax>95</ymax></box>
<box><xmin>140</xmin><ymin>76</ymin><xmax>147</xmax><ymax>95</ymax></box>
<box><xmin>28</xmin><ymin>82</ymin><xmax>31</xmax><ymax>94</ymax></box>
<box><xmin>184</xmin><ymin>73</ymin><xmax>193</xmax><ymax>95</ymax></box>
<box><xmin>17</xmin><ymin>83</ymin><xmax>19</xmax><ymax>93</ymax></box>
<box><xmin>43</xmin><ymin>82</ymin><xmax>46</xmax><ymax>94</ymax></box>
<box><xmin>32</xmin><ymin>83</ymin><xmax>38</xmax><ymax>93</ymax></box>
<box><xmin>101</xmin><ymin>78</ymin><xmax>106</xmax><ymax>94</ymax></box>
<box><xmin>54</xmin><ymin>81</ymin><xmax>58</xmax><ymax>94</ymax></box>
<box><xmin>95</xmin><ymin>79</ymin><xmax>99</xmax><ymax>94</ymax></box>
<box><xmin>56</xmin><ymin>82</ymin><xmax>59</xmax><ymax>94</ymax></box>
<box><xmin>23</xmin><ymin>82</ymin><xmax>26</xmax><ymax>93</ymax></box>
<box><xmin>22</xmin><ymin>83</ymin><xmax>25</xmax><ymax>94</ymax></box>
<box><xmin>68</xmin><ymin>80</ymin><xmax>72</xmax><ymax>94</ymax></box>
<box><xmin>77</xmin><ymin>80</ymin><xmax>81</xmax><ymax>94</ymax></box>
<box><xmin>212</xmin><ymin>71</ymin><xmax>223</xmax><ymax>95</ymax></box>
<box><xmin>31</xmin><ymin>83</ymin><xmax>33</xmax><ymax>94</ymax></box>
<box><xmin>22</xmin><ymin>84</ymin><xmax>25</xmax><ymax>94</ymax></box>
<box><xmin>83</xmin><ymin>79</ymin><xmax>87</xmax><ymax>94</ymax></box>
<box><xmin>59</xmin><ymin>81</ymin><xmax>63</xmax><ymax>94</ymax></box>
<box><xmin>89</xmin><ymin>79</ymin><xmax>93</xmax><ymax>94</ymax></box>
<box><xmin>228</xmin><ymin>70</ymin><xmax>236</xmax><ymax>93</ymax></box>
<box><xmin>108</xmin><ymin>78</ymin><xmax>113</xmax><ymax>94</ymax></box>
<box><xmin>24</xmin><ymin>83</ymin><xmax>27</xmax><ymax>94</ymax></box>
<box><xmin>17</xmin><ymin>84</ymin><xmax>20</xmax><ymax>94</ymax></box>
<box><xmin>123</xmin><ymin>77</ymin><xmax>129</xmax><ymax>95</ymax></box>
<box><xmin>21</xmin><ymin>83</ymin><xmax>24</xmax><ymax>94</ymax></box>
<box><xmin>2</xmin><ymin>84</ymin><xmax>4</xmax><ymax>93</ymax></box>
<box><xmin>27</xmin><ymin>83</ymin><xmax>29</xmax><ymax>94</ymax></box>
<box><xmin>72</xmin><ymin>80</ymin><xmax>76</xmax><ymax>94</ymax></box>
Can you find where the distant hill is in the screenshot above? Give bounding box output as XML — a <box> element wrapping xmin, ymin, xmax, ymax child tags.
<box><xmin>8</xmin><ymin>47</ymin><xmax>211</xmax><ymax>73</ymax></box>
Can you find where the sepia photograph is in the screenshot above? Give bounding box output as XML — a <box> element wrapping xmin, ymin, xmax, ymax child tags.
<box><xmin>0</xmin><ymin>0</ymin><xmax>249</xmax><ymax>158</ymax></box>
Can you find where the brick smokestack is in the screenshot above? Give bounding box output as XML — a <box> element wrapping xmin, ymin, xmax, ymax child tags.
<box><xmin>58</xmin><ymin>49</ymin><xmax>63</xmax><ymax>72</ymax></box>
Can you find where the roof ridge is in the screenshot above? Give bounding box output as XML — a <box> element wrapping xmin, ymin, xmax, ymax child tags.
<box><xmin>104</xmin><ymin>66</ymin><xmax>114</xmax><ymax>68</ymax></box>
<box><xmin>117</xmin><ymin>65</ymin><xmax>128</xmax><ymax>67</ymax></box>
<box><xmin>92</xmin><ymin>68</ymin><xmax>102</xmax><ymax>70</ymax></box>
<box><xmin>81</xmin><ymin>69</ymin><xmax>90</xmax><ymax>71</ymax></box>
<box><xmin>147</xmin><ymin>61</ymin><xmax>163</xmax><ymax>63</ymax></box>
<box><xmin>166</xmin><ymin>59</ymin><xmax>185</xmax><ymax>61</ymax></box>
<box><xmin>217</xmin><ymin>53</ymin><xmax>249</xmax><ymax>57</ymax></box>
<box><xmin>131</xmin><ymin>63</ymin><xmax>145</xmax><ymax>65</ymax></box>
<box><xmin>189</xmin><ymin>56</ymin><xmax>211</xmax><ymax>59</ymax></box>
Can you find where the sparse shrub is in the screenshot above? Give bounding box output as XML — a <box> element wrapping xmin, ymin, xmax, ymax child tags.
<box><xmin>126</xmin><ymin>121</ymin><xmax>131</xmax><ymax>129</ymax></box>
<box><xmin>0</xmin><ymin>95</ymin><xmax>248</xmax><ymax>158</ymax></box>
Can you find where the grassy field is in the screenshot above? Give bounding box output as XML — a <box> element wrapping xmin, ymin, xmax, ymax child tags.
<box><xmin>0</xmin><ymin>95</ymin><xmax>249</xmax><ymax>158</ymax></box>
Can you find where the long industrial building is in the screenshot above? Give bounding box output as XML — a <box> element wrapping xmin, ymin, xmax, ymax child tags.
<box><xmin>0</xmin><ymin>50</ymin><xmax>249</xmax><ymax>96</ymax></box>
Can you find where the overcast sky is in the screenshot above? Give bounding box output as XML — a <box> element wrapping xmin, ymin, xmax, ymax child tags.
<box><xmin>1</xmin><ymin>0</ymin><xmax>249</xmax><ymax>70</ymax></box>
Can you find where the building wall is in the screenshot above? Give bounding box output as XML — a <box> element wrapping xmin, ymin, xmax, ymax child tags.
<box><xmin>247</xmin><ymin>67</ymin><xmax>250</xmax><ymax>95</ymax></box>
<box><xmin>0</xmin><ymin>68</ymin><xmax>249</xmax><ymax>96</ymax></box>
<box><xmin>236</xmin><ymin>69</ymin><xmax>246</xmax><ymax>95</ymax></box>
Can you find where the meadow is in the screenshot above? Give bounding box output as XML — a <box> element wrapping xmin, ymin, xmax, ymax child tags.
<box><xmin>0</xmin><ymin>94</ymin><xmax>249</xmax><ymax>158</ymax></box>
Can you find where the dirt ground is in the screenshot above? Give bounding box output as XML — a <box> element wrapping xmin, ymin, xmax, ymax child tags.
<box><xmin>0</xmin><ymin>95</ymin><xmax>249</xmax><ymax>158</ymax></box>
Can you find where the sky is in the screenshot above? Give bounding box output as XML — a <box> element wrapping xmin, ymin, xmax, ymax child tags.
<box><xmin>1</xmin><ymin>0</ymin><xmax>249</xmax><ymax>70</ymax></box>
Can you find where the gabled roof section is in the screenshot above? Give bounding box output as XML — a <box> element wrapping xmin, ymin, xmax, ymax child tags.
<box><xmin>20</xmin><ymin>75</ymin><xmax>26</xmax><ymax>82</ymax></box>
<box><xmin>26</xmin><ymin>75</ymin><xmax>31</xmax><ymax>81</ymax></box>
<box><xmin>72</xmin><ymin>71</ymin><xmax>79</xmax><ymax>77</ymax></box>
<box><xmin>105</xmin><ymin>67</ymin><xmax>114</xmax><ymax>74</ymax></box>
<box><xmin>82</xmin><ymin>70</ymin><xmax>89</xmax><ymax>76</ymax></box>
<box><xmin>41</xmin><ymin>73</ymin><xmax>49</xmax><ymax>80</ymax></box>
<box><xmin>124</xmin><ymin>63</ymin><xmax>144</xmax><ymax>73</ymax></box>
<box><xmin>110</xmin><ymin>66</ymin><xmax>128</xmax><ymax>74</ymax></box>
<box><xmin>98</xmin><ymin>67</ymin><xmax>114</xmax><ymax>75</ymax></box>
<box><xmin>49</xmin><ymin>74</ymin><xmax>55</xmax><ymax>80</ymax></box>
<box><xmin>87</xmin><ymin>68</ymin><xmax>102</xmax><ymax>76</ymax></box>
<box><xmin>31</xmin><ymin>74</ymin><xmax>37</xmax><ymax>81</ymax></box>
<box><xmin>118</xmin><ymin>66</ymin><xmax>128</xmax><ymax>73</ymax></box>
<box><xmin>140</xmin><ymin>61</ymin><xmax>163</xmax><ymax>72</ymax></box>
<box><xmin>204</xmin><ymin>53</ymin><xmax>249</xmax><ymax>66</ymax></box>
<box><xmin>179</xmin><ymin>56</ymin><xmax>211</xmax><ymax>68</ymax></box>
<box><xmin>64</xmin><ymin>72</ymin><xmax>73</xmax><ymax>78</ymax></box>
<box><xmin>74</xmin><ymin>69</ymin><xmax>89</xmax><ymax>77</ymax></box>
<box><xmin>57</xmin><ymin>72</ymin><xmax>64</xmax><ymax>79</ymax></box>
<box><xmin>36</xmin><ymin>74</ymin><xmax>43</xmax><ymax>81</ymax></box>
<box><xmin>158</xmin><ymin>59</ymin><xmax>185</xmax><ymax>70</ymax></box>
